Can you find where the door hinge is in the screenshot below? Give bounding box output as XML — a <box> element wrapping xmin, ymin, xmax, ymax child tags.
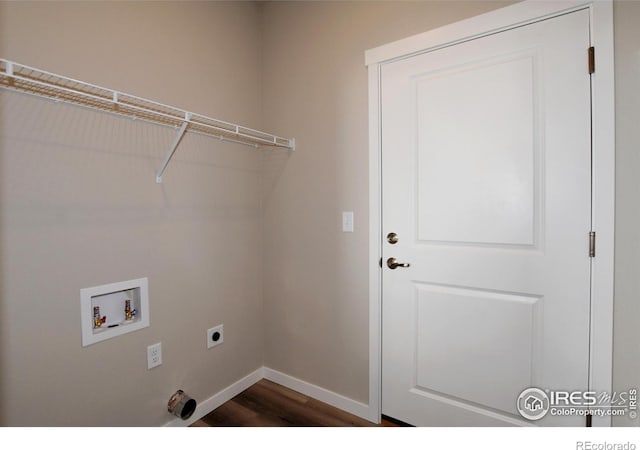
<box><xmin>589</xmin><ymin>231</ymin><xmax>596</xmax><ymax>257</ymax></box>
<box><xmin>588</xmin><ymin>46</ymin><xmax>595</xmax><ymax>74</ymax></box>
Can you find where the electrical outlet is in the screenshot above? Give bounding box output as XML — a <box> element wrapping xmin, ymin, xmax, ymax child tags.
<box><xmin>207</xmin><ymin>325</ymin><xmax>224</xmax><ymax>349</ymax></box>
<box><xmin>147</xmin><ymin>342</ymin><xmax>162</xmax><ymax>369</ymax></box>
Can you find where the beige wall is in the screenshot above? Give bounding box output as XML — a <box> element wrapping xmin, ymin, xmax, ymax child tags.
<box><xmin>262</xmin><ymin>0</ymin><xmax>640</xmax><ymax>423</ymax></box>
<box><xmin>1</xmin><ymin>0</ymin><xmax>638</xmax><ymax>427</ymax></box>
<box><xmin>260</xmin><ymin>0</ymin><xmax>513</xmax><ymax>404</ymax></box>
<box><xmin>612</xmin><ymin>0</ymin><xmax>640</xmax><ymax>427</ymax></box>
<box><xmin>0</xmin><ymin>1</ymin><xmax>265</xmax><ymax>426</ymax></box>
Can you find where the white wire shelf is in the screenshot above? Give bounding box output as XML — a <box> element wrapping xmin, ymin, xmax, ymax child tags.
<box><xmin>0</xmin><ymin>58</ymin><xmax>295</xmax><ymax>183</ymax></box>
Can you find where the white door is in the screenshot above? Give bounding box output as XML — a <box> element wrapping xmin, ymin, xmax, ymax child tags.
<box><xmin>381</xmin><ymin>9</ymin><xmax>592</xmax><ymax>426</ymax></box>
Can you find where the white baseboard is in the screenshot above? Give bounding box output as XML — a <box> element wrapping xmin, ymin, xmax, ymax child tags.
<box><xmin>164</xmin><ymin>367</ymin><xmax>264</xmax><ymax>427</ymax></box>
<box><xmin>163</xmin><ymin>366</ymin><xmax>376</xmax><ymax>426</ymax></box>
<box><xmin>263</xmin><ymin>367</ymin><xmax>375</xmax><ymax>423</ymax></box>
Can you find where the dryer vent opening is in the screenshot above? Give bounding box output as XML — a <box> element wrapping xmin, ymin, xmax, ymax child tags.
<box><xmin>168</xmin><ymin>390</ymin><xmax>197</xmax><ymax>420</ymax></box>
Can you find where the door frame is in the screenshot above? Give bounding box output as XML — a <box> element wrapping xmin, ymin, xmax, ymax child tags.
<box><xmin>366</xmin><ymin>0</ymin><xmax>614</xmax><ymax>426</ymax></box>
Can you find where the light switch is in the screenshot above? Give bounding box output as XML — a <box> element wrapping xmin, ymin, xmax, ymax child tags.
<box><xmin>342</xmin><ymin>211</ymin><xmax>354</xmax><ymax>232</ymax></box>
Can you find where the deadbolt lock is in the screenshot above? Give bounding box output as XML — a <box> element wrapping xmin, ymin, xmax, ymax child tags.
<box><xmin>387</xmin><ymin>232</ymin><xmax>399</xmax><ymax>244</ymax></box>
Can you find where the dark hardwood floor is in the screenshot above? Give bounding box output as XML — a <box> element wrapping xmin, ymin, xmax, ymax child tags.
<box><xmin>192</xmin><ymin>379</ymin><xmax>397</xmax><ymax>427</ymax></box>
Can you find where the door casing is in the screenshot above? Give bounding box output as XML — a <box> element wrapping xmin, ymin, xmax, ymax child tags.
<box><xmin>365</xmin><ymin>0</ymin><xmax>615</xmax><ymax>426</ymax></box>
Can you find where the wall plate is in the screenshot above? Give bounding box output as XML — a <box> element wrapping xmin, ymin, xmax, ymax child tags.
<box><xmin>207</xmin><ymin>324</ymin><xmax>224</xmax><ymax>349</ymax></box>
<box><xmin>80</xmin><ymin>277</ymin><xmax>150</xmax><ymax>347</ymax></box>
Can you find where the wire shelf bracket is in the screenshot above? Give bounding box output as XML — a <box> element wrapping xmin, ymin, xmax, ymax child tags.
<box><xmin>156</xmin><ymin>112</ymin><xmax>192</xmax><ymax>183</ymax></box>
<box><xmin>0</xmin><ymin>58</ymin><xmax>296</xmax><ymax>183</ymax></box>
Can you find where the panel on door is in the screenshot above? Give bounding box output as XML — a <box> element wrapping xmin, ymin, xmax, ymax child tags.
<box><xmin>416</xmin><ymin>51</ymin><xmax>537</xmax><ymax>246</ymax></box>
<box><xmin>381</xmin><ymin>9</ymin><xmax>591</xmax><ymax>427</ymax></box>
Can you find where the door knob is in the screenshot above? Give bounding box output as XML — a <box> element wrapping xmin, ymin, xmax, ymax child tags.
<box><xmin>387</xmin><ymin>232</ymin><xmax>399</xmax><ymax>244</ymax></box>
<box><xmin>387</xmin><ymin>257</ymin><xmax>410</xmax><ymax>269</ymax></box>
